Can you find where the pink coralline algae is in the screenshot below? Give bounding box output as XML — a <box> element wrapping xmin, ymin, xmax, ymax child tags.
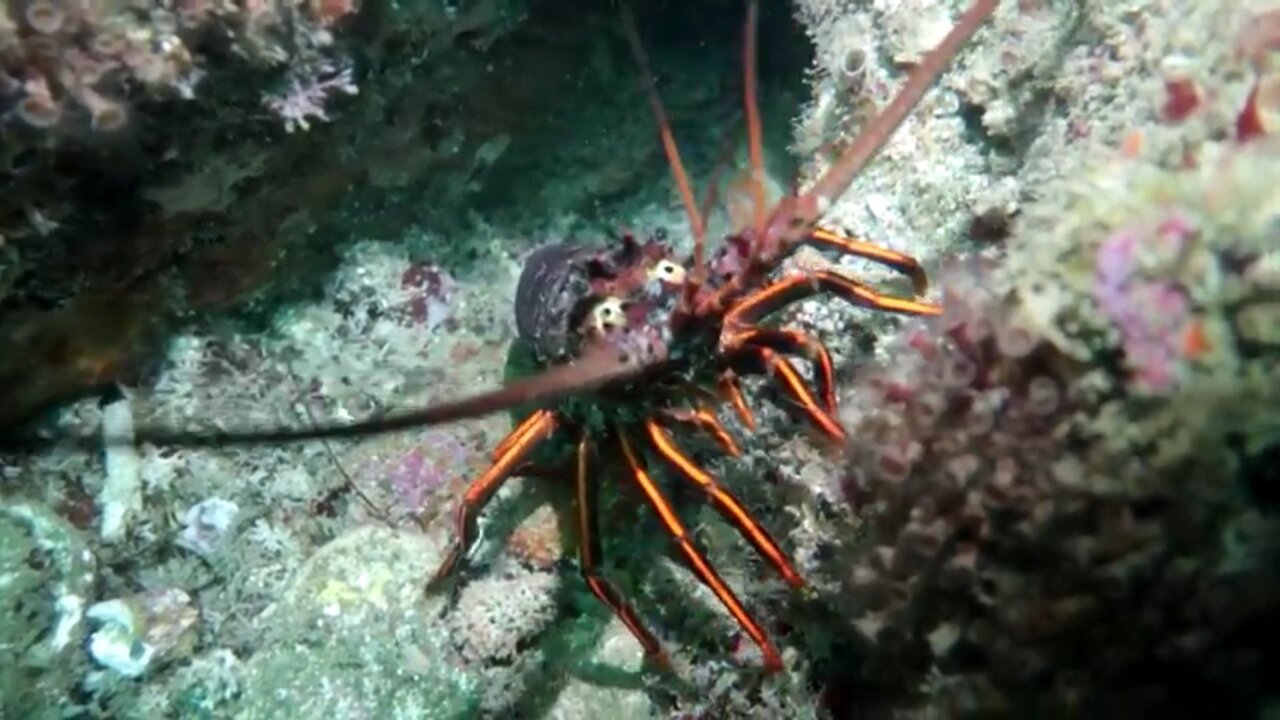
<box><xmin>399</xmin><ymin>262</ymin><xmax>457</xmax><ymax>331</ymax></box>
<box><xmin>1092</xmin><ymin>216</ymin><xmax>1197</xmax><ymax>392</ymax></box>
<box><xmin>832</xmin><ymin>251</ymin><xmax>1275</xmax><ymax>714</ymax></box>
<box><xmin>384</xmin><ymin>431</ymin><xmax>471</xmax><ymax>513</ymax></box>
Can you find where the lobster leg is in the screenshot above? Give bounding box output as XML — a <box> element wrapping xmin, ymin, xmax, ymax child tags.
<box><xmin>725</xmin><ymin>270</ymin><xmax>942</xmax><ymax>333</ymax></box>
<box><xmin>803</xmin><ymin>227</ymin><xmax>930</xmax><ymax>297</ymax></box>
<box><xmin>733</xmin><ymin>346</ymin><xmax>846</xmax><ymax>442</ymax></box>
<box><xmin>573</xmin><ymin>434</ymin><xmax>669</xmax><ymax>668</ymax></box>
<box><xmin>719</xmin><ymin>372</ymin><xmax>757</xmax><ymax>431</ymax></box>
<box><xmin>726</xmin><ymin>327</ymin><xmax>837</xmax><ymax>415</ymax></box>
<box><xmin>491</xmin><ymin>408</ymin><xmax>555</xmax><ymax>461</ymax></box>
<box><xmin>662</xmin><ymin>405</ymin><xmax>743</xmax><ymax>457</ymax></box>
<box><xmin>429</xmin><ymin>410</ymin><xmax>558</xmax><ymax>586</ymax></box>
<box><xmin>694</xmin><ymin>0</ymin><xmax>997</xmax><ymax>319</ymax></box>
<box><xmin>643</xmin><ymin>419</ymin><xmax>803</xmax><ymax>589</ymax></box>
<box><xmin>618</xmin><ymin>433</ymin><xmax>784</xmax><ymax>672</ymax></box>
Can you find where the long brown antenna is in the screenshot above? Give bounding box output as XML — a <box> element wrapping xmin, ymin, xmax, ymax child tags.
<box><xmin>743</xmin><ymin>0</ymin><xmax>767</xmax><ymax>235</ymax></box>
<box><xmin>694</xmin><ymin>0</ymin><xmax>998</xmax><ymax>317</ymax></box>
<box><xmin>4</xmin><ymin>347</ymin><xmax>654</xmax><ymax>452</ymax></box>
<box><xmin>621</xmin><ymin>6</ymin><xmax>708</xmax><ymax>285</ymax></box>
<box><xmin>793</xmin><ymin>0</ymin><xmax>998</xmax><ymax>233</ymax></box>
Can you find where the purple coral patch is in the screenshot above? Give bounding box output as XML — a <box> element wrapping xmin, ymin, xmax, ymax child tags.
<box><xmin>384</xmin><ymin>430</ymin><xmax>471</xmax><ymax>513</ymax></box>
<box><xmin>1092</xmin><ymin>217</ymin><xmax>1196</xmax><ymax>392</ymax></box>
<box><xmin>400</xmin><ymin>262</ymin><xmax>457</xmax><ymax>331</ymax></box>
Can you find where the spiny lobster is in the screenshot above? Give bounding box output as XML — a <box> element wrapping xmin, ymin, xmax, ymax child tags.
<box><xmin>8</xmin><ymin>0</ymin><xmax>999</xmax><ymax>673</ymax></box>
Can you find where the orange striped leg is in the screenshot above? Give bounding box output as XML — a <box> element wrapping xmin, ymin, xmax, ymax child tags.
<box><xmin>618</xmin><ymin>433</ymin><xmax>784</xmax><ymax>672</ymax></box>
<box><xmin>429</xmin><ymin>410</ymin><xmax>558</xmax><ymax>586</ymax></box>
<box><xmin>490</xmin><ymin>409</ymin><xmax>555</xmax><ymax>461</ymax></box>
<box><xmin>805</xmin><ymin>228</ymin><xmax>930</xmax><ymax>296</ymax></box>
<box><xmin>643</xmin><ymin>419</ymin><xmax>803</xmax><ymax>589</ymax></box>
<box><xmin>507</xmin><ymin>462</ymin><xmax>563</xmax><ymax>481</ymax></box>
<box><xmin>662</xmin><ymin>406</ymin><xmax>742</xmax><ymax>457</ymax></box>
<box><xmin>727</xmin><ymin>327</ymin><xmax>837</xmax><ymax>415</ymax></box>
<box><xmin>719</xmin><ymin>372</ymin><xmax>756</xmax><ymax>431</ymax></box>
<box><xmin>724</xmin><ymin>270</ymin><xmax>942</xmax><ymax>331</ymax></box>
<box><xmin>734</xmin><ymin>346</ymin><xmax>846</xmax><ymax>442</ymax></box>
<box><xmin>574</xmin><ymin>434</ymin><xmax>669</xmax><ymax>669</ymax></box>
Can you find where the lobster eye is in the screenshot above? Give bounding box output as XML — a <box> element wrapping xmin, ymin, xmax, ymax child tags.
<box><xmin>589</xmin><ymin>297</ymin><xmax>627</xmax><ymax>332</ymax></box>
<box><xmin>650</xmin><ymin>260</ymin><xmax>686</xmax><ymax>284</ymax></box>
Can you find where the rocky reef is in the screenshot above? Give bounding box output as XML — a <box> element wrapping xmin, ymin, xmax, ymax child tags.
<box><xmin>827</xmin><ymin>143</ymin><xmax>1279</xmax><ymax>715</ymax></box>
<box><xmin>1</xmin><ymin>0</ymin><xmax>1277</xmax><ymax>717</ymax></box>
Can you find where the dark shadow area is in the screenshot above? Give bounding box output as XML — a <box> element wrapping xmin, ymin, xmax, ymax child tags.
<box><xmin>0</xmin><ymin>0</ymin><xmax>815</xmax><ymax>431</ymax></box>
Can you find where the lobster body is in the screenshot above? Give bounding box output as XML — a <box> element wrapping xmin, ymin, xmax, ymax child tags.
<box><xmin>513</xmin><ymin>235</ymin><xmax>694</xmax><ymax>373</ymax></box>
<box><xmin>514</xmin><ymin>243</ymin><xmax>592</xmax><ymax>364</ymax></box>
<box><xmin>38</xmin><ymin>0</ymin><xmax>996</xmax><ymax>675</ymax></box>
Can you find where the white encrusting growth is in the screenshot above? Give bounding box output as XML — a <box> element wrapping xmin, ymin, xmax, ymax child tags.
<box><xmin>99</xmin><ymin>391</ymin><xmax>142</xmax><ymax>542</ymax></box>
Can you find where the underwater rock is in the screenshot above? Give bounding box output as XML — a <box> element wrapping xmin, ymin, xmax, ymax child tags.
<box><xmin>545</xmin><ymin>617</ymin><xmax>654</xmax><ymax>720</ymax></box>
<box><xmin>86</xmin><ymin>588</ymin><xmax>199</xmax><ymax>678</ymax></box>
<box><xmin>0</xmin><ymin>502</ymin><xmax>96</xmax><ymax>714</ymax></box>
<box><xmin>225</xmin><ymin>522</ymin><xmax>657</xmax><ymax>717</ymax></box>
<box><xmin>231</xmin><ymin>525</ymin><xmax>489</xmax><ymax>719</ymax></box>
<box><xmin>833</xmin><ymin>140</ymin><xmax>1280</xmax><ymax>714</ymax></box>
<box><xmin>177</xmin><ymin>497</ymin><xmax>241</xmax><ymax>557</ymax></box>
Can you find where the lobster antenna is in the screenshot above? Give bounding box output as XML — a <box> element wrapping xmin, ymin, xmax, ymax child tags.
<box><xmin>790</xmin><ymin>0</ymin><xmax>999</xmax><ymax>236</ymax></box>
<box><xmin>743</xmin><ymin>0</ymin><xmax>768</xmax><ymax>236</ymax></box>
<box><xmin>621</xmin><ymin>5</ymin><xmax>708</xmax><ymax>284</ymax></box>
<box><xmin>2</xmin><ymin>346</ymin><xmax>653</xmax><ymax>453</ymax></box>
<box><xmin>695</xmin><ymin>0</ymin><xmax>997</xmax><ymax>317</ymax></box>
<box><xmin>696</xmin><ymin>128</ymin><xmax>747</xmax><ymax>231</ymax></box>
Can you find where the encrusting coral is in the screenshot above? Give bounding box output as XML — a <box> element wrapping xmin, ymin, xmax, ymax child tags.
<box><xmin>828</xmin><ymin>137</ymin><xmax>1280</xmax><ymax>714</ymax></box>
